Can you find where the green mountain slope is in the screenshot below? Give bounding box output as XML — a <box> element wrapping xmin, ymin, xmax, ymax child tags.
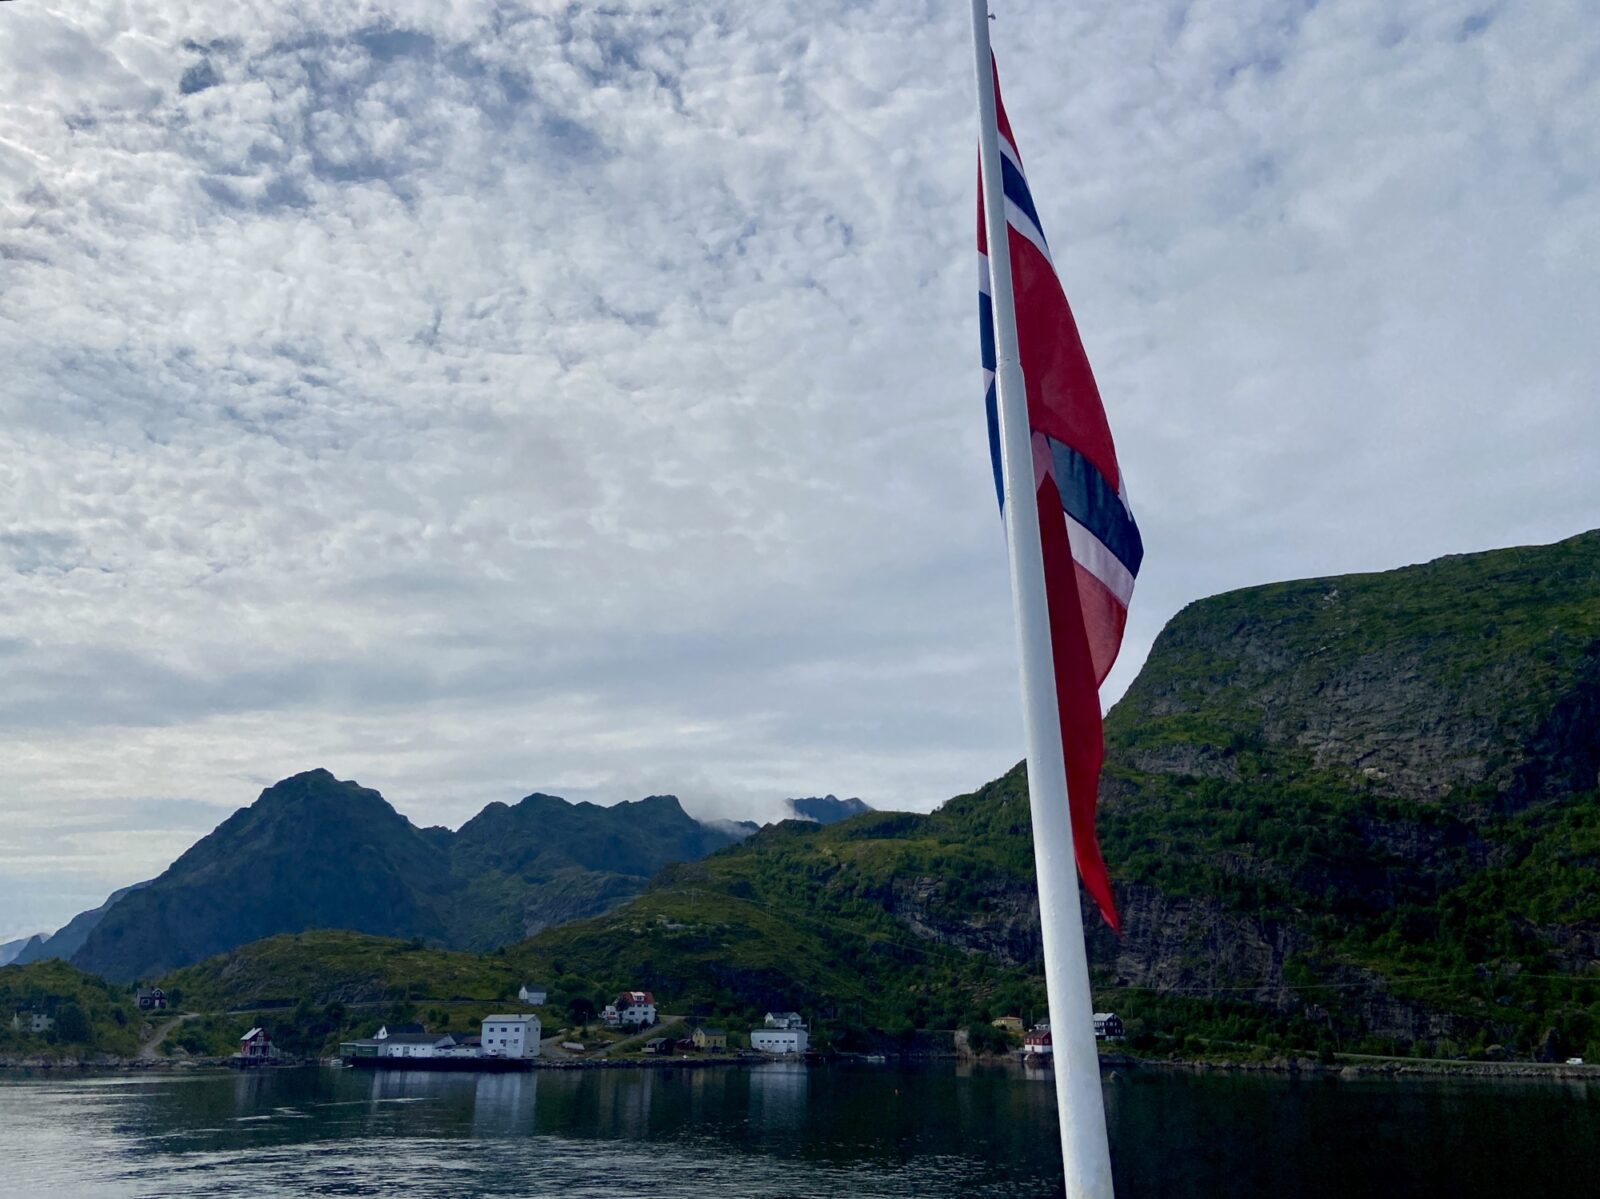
<box><xmin>72</xmin><ymin>772</ymin><xmax>744</xmax><ymax>982</ymax></box>
<box><xmin>0</xmin><ymin>960</ymin><xmax>142</xmax><ymax>1059</ymax></box>
<box><xmin>159</xmin><ymin>930</ymin><xmax>523</xmax><ymax>1011</ymax></box>
<box><xmin>73</xmin><ymin>772</ymin><xmax>458</xmax><ymax>983</ymax></box>
<box><xmin>513</xmin><ymin>530</ymin><xmax>1600</xmax><ymax>1059</ymax></box>
<box><xmin>450</xmin><ymin>793</ymin><xmax>745</xmax><ymax>949</ymax></box>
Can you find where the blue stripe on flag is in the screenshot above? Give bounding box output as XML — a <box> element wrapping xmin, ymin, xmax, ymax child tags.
<box><xmin>1000</xmin><ymin>157</ymin><xmax>1048</xmax><ymax>249</ymax></box>
<box><xmin>978</xmin><ymin>289</ymin><xmax>996</xmax><ymax>373</ymax></box>
<box><xmin>1046</xmin><ymin>437</ymin><xmax>1143</xmax><ymax>577</ymax></box>
<box><xmin>985</xmin><ymin>382</ymin><xmax>1004</xmax><ymax>511</ymax></box>
<box><xmin>979</xmin><ymin>286</ymin><xmax>1002</xmax><ymax>510</ymax></box>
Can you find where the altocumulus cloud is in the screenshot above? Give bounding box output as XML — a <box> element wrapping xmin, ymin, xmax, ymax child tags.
<box><xmin>0</xmin><ymin>0</ymin><xmax>1595</xmax><ymax>934</ymax></box>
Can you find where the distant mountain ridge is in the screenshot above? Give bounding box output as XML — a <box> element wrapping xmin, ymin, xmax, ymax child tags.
<box><xmin>787</xmin><ymin>795</ymin><xmax>873</xmax><ymax>825</ymax></box>
<box><xmin>0</xmin><ymin>935</ymin><xmax>43</xmax><ymax>967</ymax></box>
<box><xmin>70</xmin><ymin>772</ymin><xmax>750</xmax><ymax>982</ymax></box>
<box><xmin>13</xmin><ymin>881</ymin><xmax>151</xmax><ymax>966</ymax></box>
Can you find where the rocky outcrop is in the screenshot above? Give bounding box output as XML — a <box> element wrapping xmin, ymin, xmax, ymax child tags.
<box><xmin>870</xmin><ymin>531</ymin><xmax>1600</xmax><ymax>1054</ymax></box>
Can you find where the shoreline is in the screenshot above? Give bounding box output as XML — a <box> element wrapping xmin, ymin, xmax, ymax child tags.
<box><xmin>4</xmin><ymin>1049</ymin><xmax>1596</xmax><ymax>1082</ymax></box>
<box><xmin>1115</xmin><ymin>1054</ymin><xmax>1599</xmax><ymax>1082</ymax></box>
<box><xmin>0</xmin><ymin>1052</ymin><xmax>765</xmax><ymax>1073</ymax></box>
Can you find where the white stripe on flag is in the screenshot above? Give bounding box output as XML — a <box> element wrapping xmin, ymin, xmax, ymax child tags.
<box><xmin>998</xmin><ymin>134</ymin><xmax>1024</xmax><ymax>177</ymax></box>
<box><xmin>1064</xmin><ymin>510</ymin><xmax>1135</xmax><ymax>605</ymax></box>
<box><xmin>1005</xmin><ymin>198</ymin><xmax>1051</xmax><ymax>266</ymax></box>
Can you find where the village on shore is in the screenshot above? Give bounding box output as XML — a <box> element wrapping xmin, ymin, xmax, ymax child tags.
<box><xmin>208</xmin><ymin>982</ymin><xmax>1126</xmax><ymax>1072</ymax></box>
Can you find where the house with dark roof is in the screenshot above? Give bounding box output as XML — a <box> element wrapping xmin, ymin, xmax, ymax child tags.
<box><xmin>481</xmin><ymin>1014</ymin><xmax>541</xmax><ymax>1059</ymax></box>
<box><xmin>1093</xmin><ymin>1013</ymin><xmax>1124</xmax><ymax>1040</ymax></box>
<box><xmin>376</xmin><ymin>1031</ymin><xmax>458</xmax><ymax>1058</ymax></box>
<box><xmin>692</xmin><ymin>1026</ymin><xmax>727</xmax><ymax>1051</ymax></box>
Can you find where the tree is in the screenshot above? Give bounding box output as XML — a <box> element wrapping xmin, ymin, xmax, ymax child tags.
<box><xmin>567</xmin><ymin>997</ymin><xmax>596</xmax><ymax>1025</ymax></box>
<box><xmin>52</xmin><ymin>1002</ymin><xmax>90</xmax><ymax>1044</ymax></box>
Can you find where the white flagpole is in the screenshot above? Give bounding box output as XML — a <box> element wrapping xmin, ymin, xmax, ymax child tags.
<box><xmin>969</xmin><ymin>4</ymin><xmax>1115</xmax><ymax>1197</ymax></box>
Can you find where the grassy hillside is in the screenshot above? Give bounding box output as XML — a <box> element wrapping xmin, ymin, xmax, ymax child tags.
<box><xmin>155</xmin><ymin>931</ymin><xmax>556</xmax><ymax>1059</ymax></box>
<box><xmin>64</xmin><ymin>530</ymin><xmax>1597</xmax><ymax>1064</ymax></box>
<box><xmin>514</xmin><ymin>531</ymin><xmax>1600</xmax><ymax>1061</ymax></box>
<box><xmin>520</xmin><ymin>796</ymin><xmax>1053</xmax><ymax>1043</ymax></box>
<box><xmin>158</xmin><ymin>930</ymin><xmax>524</xmax><ymax>1011</ymax></box>
<box><xmin>0</xmin><ymin>959</ymin><xmax>142</xmax><ymax>1058</ymax></box>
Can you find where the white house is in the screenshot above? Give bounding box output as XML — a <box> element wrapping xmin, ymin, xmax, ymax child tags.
<box><xmin>481</xmin><ymin>1014</ymin><xmax>541</xmax><ymax>1059</ymax></box>
<box><xmin>1093</xmin><ymin>1013</ymin><xmax>1124</xmax><ymax>1040</ymax></box>
<box><xmin>10</xmin><ymin>1011</ymin><xmax>53</xmax><ymax>1034</ymax></box>
<box><xmin>604</xmin><ymin>991</ymin><xmax>656</xmax><ymax>1027</ymax></box>
<box><xmin>379</xmin><ymin>1032</ymin><xmax>457</xmax><ymax>1059</ymax></box>
<box><xmin>517</xmin><ymin>984</ymin><xmax>548</xmax><ymax>1005</ymax></box>
<box><xmin>751</xmin><ymin>1027</ymin><xmax>809</xmax><ymax>1055</ymax></box>
<box><xmin>763</xmin><ymin>1011</ymin><xmax>805</xmax><ymax>1030</ymax></box>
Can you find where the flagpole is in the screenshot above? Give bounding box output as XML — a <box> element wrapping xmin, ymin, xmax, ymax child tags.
<box><xmin>969</xmin><ymin>5</ymin><xmax>1115</xmax><ymax>1197</ymax></box>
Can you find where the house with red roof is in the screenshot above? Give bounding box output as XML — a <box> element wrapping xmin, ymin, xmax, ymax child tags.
<box><xmin>602</xmin><ymin>990</ymin><xmax>657</xmax><ymax>1027</ymax></box>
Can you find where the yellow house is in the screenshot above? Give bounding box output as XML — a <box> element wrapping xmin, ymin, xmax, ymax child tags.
<box><xmin>692</xmin><ymin>1026</ymin><xmax>728</xmax><ymax>1051</ymax></box>
<box><xmin>991</xmin><ymin>1016</ymin><xmax>1024</xmax><ymax>1034</ymax></box>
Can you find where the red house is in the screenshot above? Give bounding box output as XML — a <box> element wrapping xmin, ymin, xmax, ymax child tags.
<box><xmin>239</xmin><ymin>1027</ymin><xmax>273</xmax><ymax>1060</ymax></box>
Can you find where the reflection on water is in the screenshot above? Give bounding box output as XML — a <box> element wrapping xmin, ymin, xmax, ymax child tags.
<box><xmin>748</xmin><ymin>1060</ymin><xmax>808</xmax><ymax>1132</ymax></box>
<box><xmin>0</xmin><ymin>1062</ymin><xmax>1595</xmax><ymax>1198</ymax></box>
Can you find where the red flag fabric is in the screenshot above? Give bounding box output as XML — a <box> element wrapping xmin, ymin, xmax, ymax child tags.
<box><xmin>978</xmin><ymin>58</ymin><xmax>1142</xmax><ymax>932</ymax></box>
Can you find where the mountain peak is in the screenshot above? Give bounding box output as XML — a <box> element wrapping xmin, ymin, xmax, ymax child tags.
<box><xmin>249</xmin><ymin>770</ymin><xmax>406</xmax><ymax>822</ymax></box>
<box><xmin>787</xmin><ymin>795</ymin><xmax>874</xmax><ymax>825</ymax></box>
<box><xmin>625</xmin><ymin>794</ymin><xmax>689</xmax><ymax>815</ymax></box>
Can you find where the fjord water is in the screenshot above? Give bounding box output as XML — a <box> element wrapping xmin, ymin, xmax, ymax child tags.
<box><xmin>1</xmin><ymin>1063</ymin><xmax>1594</xmax><ymax>1198</ymax></box>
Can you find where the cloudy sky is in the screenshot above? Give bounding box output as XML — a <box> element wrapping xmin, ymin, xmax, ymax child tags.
<box><xmin>1</xmin><ymin>0</ymin><xmax>1595</xmax><ymax>938</ymax></box>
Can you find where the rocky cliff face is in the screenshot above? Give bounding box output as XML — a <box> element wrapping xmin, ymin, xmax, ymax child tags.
<box><xmin>1079</xmin><ymin>530</ymin><xmax>1600</xmax><ymax>1049</ymax></box>
<box><xmin>1110</xmin><ymin>532</ymin><xmax>1600</xmax><ymax>805</ymax></box>
<box><xmin>531</xmin><ymin>530</ymin><xmax>1600</xmax><ymax>1058</ymax></box>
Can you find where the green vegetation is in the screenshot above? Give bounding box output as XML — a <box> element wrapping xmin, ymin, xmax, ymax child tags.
<box><xmin>22</xmin><ymin>530</ymin><xmax>1599</xmax><ymax>1066</ymax></box>
<box><xmin>158</xmin><ymin>930</ymin><xmax>525</xmax><ymax>1011</ymax></box>
<box><xmin>508</xmin><ymin>531</ymin><xmax>1600</xmax><ymax>1061</ymax></box>
<box><xmin>514</xmin><ymin>779</ymin><xmax>1053</xmax><ymax>1046</ymax></box>
<box><xmin>0</xmin><ymin>959</ymin><xmax>141</xmax><ymax>1058</ymax></box>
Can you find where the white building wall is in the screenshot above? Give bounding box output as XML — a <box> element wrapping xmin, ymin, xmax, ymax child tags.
<box><xmin>482</xmin><ymin>1016</ymin><xmax>542</xmax><ymax>1059</ymax></box>
<box><xmin>750</xmin><ymin>1029</ymin><xmax>808</xmax><ymax>1054</ymax></box>
<box><xmin>382</xmin><ymin>1042</ymin><xmax>439</xmax><ymax>1058</ymax></box>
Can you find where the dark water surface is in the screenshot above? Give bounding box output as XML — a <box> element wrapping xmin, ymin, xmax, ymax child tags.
<box><xmin>0</xmin><ymin>1062</ymin><xmax>1595</xmax><ymax>1198</ymax></box>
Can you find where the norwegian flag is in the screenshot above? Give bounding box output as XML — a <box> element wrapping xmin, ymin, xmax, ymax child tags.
<box><xmin>978</xmin><ymin>60</ymin><xmax>1142</xmax><ymax>933</ymax></box>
